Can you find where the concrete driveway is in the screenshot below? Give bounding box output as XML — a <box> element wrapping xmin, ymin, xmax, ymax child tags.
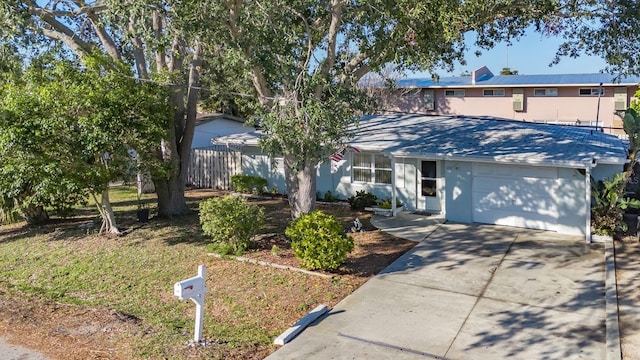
<box><xmin>266</xmin><ymin>223</ymin><xmax>606</xmax><ymax>360</ymax></box>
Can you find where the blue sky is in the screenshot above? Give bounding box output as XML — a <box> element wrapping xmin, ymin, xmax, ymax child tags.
<box><xmin>411</xmin><ymin>29</ymin><xmax>609</xmax><ymax>78</ymax></box>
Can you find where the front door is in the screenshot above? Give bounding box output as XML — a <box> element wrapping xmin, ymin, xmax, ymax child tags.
<box><xmin>417</xmin><ymin>160</ymin><xmax>442</xmax><ymax>213</ymax></box>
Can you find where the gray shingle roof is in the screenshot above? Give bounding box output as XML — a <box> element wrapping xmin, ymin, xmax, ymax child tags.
<box><xmin>214</xmin><ymin>115</ymin><xmax>627</xmax><ymax>168</ymax></box>
<box><xmin>351</xmin><ymin>115</ymin><xmax>626</xmax><ymax>167</ymax></box>
<box><xmin>397</xmin><ymin>73</ymin><xmax>640</xmax><ymax>88</ymax></box>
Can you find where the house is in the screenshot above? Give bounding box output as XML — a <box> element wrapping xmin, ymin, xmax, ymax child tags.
<box><xmin>382</xmin><ymin>67</ymin><xmax>640</xmax><ymax>137</ymax></box>
<box><xmin>191</xmin><ymin>113</ymin><xmax>254</xmax><ymax>149</ymax></box>
<box><xmin>216</xmin><ymin>114</ymin><xmax>628</xmax><ymax>240</ymax></box>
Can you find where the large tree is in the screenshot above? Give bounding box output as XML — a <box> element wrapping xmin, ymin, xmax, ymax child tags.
<box><xmin>0</xmin><ymin>0</ymin><xmax>207</xmax><ymax>217</ymax></box>
<box><xmin>209</xmin><ymin>0</ymin><xmax>640</xmax><ymax>218</ymax></box>
<box><xmin>0</xmin><ymin>54</ymin><xmax>169</xmax><ymax>229</ymax></box>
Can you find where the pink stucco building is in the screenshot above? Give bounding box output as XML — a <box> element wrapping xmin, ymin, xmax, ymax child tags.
<box><xmin>383</xmin><ymin>66</ymin><xmax>640</xmax><ymax>137</ymax></box>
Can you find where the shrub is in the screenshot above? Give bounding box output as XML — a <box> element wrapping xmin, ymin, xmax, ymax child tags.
<box><xmin>377</xmin><ymin>197</ymin><xmax>402</xmax><ymax>209</ymax></box>
<box><xmin>285</xmin><ymin>210</ymin><xmax>354</xmax><ymax>270</ymax></box>
<box><xmin>0</xmin><ymin>196</ymin><xmax>21</xmax><ymax>225</ymax></box>
<box><xmin>348</xmin><ymin>190</ymin><xmax>377</xmax><ymax>210</ymax></box>
<box><xmin>318</xmin><ymin>190</ymin><xmax>338</xmax><ymax>202</ymax></box>
<box><xmin>199</xmin><ymin>195</ymin><xmax>265</xmax><ymax>254</ymax></box>
<box><xmin>231</xmin><ymin>175</ymin><xmax>268</xmax><ymax>194</ymax></box>
<box><xmin>592</xmin><ymin>174</ymin><xmax>640</xmax><ymax>235</ymax></box>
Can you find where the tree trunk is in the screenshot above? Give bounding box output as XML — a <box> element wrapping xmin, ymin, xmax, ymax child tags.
<box><xmin>20</xmin><ymin>203</ymin><xmax>49</xmax><ymax>225</ymax></box>
<box><xmin>155</xmin><ymin>177</ymin><xmax>188</xmax><ymax>218</ymax></box>
<box><xmin>100</xmin><ymin>189</ymin><xmax>120</xmax><ymax>234</ymax></box>
<box><xmin>284</xmin><ymin>155</ymin><xmax>317</xmax><ymax>219</ymax></box>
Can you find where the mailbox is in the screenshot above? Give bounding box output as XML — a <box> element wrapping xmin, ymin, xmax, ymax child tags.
<box><xmin>174</xmin><ymin>264</ymin><xmax>208</xmax><ymax>342</ymax></box>
<box><xmin>174</xmin><ymin>275</ymin><xmax>206</xmax><ymax>301</ymax></box>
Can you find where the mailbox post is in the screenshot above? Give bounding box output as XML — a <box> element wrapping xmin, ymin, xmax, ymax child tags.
<box><xmin>174</xmin><ymin>265</ymin><xmax>207</xmax><ymax>342</ymax></box>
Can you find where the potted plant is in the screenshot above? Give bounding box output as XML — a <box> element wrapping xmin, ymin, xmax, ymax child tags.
<box><xmin>136</xmin><ymin>192</ymin><xmax>150</xmax><ymax>223</ymax></box>
<box><xmin>365</xmin><ymin>197</ymin><xmax>403</xmax><ymax>217</ymax></box>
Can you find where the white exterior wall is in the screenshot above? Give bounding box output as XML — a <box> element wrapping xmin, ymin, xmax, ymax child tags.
<box><xmin>591</xmin><ymin>163</ymin><xmax>624</xmax><ymax>182</ymax></box>
<box><xmin>445</xmin><ymin>161</ymin><xmax>474</xmax><ymax>223</ymax></box>
<box><xmin>555</xmin><ymin>168</ymin><xmax>587</xmax><ymax>235</ymax></box>
<box><xmin>240</xmin><ymin>146</ymin><xmax>624</xmax><ymax>236</ymax></box>
<box><xmin>241</xmin><ymin>147</ymin><xmax>286</xmax><ymax>192</ymax></box>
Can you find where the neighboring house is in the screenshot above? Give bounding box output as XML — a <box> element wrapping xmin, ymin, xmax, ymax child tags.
<box><xmin>382</xmin><ymin>67</ymin><xmax>640</xmax><ymax>137</ymax></box>
<box><xmin>191</xmin><ymin>113</ymin><xmax>254</xmax><ymax>149</ymax></box>
<box><xmin>216</xmin><ymin>114</ymin><xmax>627</xmax><ymax>240</ymax></box>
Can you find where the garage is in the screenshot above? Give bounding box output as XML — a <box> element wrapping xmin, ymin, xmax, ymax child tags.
<box><xmin>472</xmin><ymin>163</ymin><xmax>561</xmax><ymax>231</ymax></box>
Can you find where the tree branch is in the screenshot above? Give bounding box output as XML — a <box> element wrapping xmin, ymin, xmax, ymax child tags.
<box><xmin>87</xmin><ymin>10</ymin><xmax>121</xmax><ymax>60</ymax></box>
<box><xmin>318</xmin><ymin>0</ymin><xmax>342</xmax><ymax>78</ymax></box>
<box><xmin>153</xmin><ymin>9</ymin><xmax>167</xmax><ymax>71</ymax></box>
<box><xmin>226</xmin><ymin>0</ymin><xmax>273</xmax><ymax>105</ymax></box>
<box><xmin>180</xmin><ymin>39</ymin><xmax>204</xmax><ymax>159</ymax></box>
<box><xmin>128</xmin><ymin>15</ymin><xmax>148</xmax><ymax>78</ymax></box>
<box><xmin>27</xmin><ymin>1</ymin><xmax>95</xmax><ymax>57</ymax></box>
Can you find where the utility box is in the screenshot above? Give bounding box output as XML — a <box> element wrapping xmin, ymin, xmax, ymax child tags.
<box><xmin>512</xmin><ymin>88</ymin><xmax>524</xmax><ymax>112</ymax></box>
<box><xmin>615</xmin><ymin>87</ymin><xmax>628</xmax><ymax>111</ymax></box>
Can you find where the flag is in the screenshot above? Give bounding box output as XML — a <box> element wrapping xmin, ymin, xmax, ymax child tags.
<box><xmin>347</xmin><ymin>145</ymin><xmax>361</xmax><ymax>153</ymax></box>
<box><xmin>329</xmin><ymin>148</ymin><xmax>345</xmax><ymax>162</ymax></box>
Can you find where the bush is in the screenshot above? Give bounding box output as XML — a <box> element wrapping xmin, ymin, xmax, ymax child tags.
<box><xmin>377</xmin><ymin>197</ymin><xmax>402</xmax><ymax>209</ymax></box>
<box><xmin>231</xmin><ymin>175</ymin><xmax>268</xmax><ymax>194</ymax></box>
<box><xmin>348</xmin><ymin>190</ymin><xmax>377</xmax><ymax>210</ymax></box>
<box><xmin>592</xmin><ymin>174</ymin><xmax>640</xmax><ymax>235</ymax></box>
<box><xmin>199</xmin><ymin>196</ymin><xmax>265</xmax><ymax>254</ymax></box>
<box><xmin>318</xmin><ymin>190</ymin><xmax>338</xmax><ymax>202</ymax></box>
<box><xmin>285</xmin><ymin>210</ymin><xmax>354</xmax><ymax>270</ymax></box>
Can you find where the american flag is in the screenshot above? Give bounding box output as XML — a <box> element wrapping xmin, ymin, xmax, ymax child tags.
<box><xmin>329</xmin><ymin>148</ymin><xmax>346</xmax><ymax>162</ymax></box>
<box><xmin>348</xmin><ymin>145</ymin><xmax>361</xmax><ymax>153</ymax></box>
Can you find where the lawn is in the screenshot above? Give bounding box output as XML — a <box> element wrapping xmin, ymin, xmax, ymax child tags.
<box><xmin>0</xmin><ymin>186</ymin><xmax>415</xmax><ymax>359</ymax></box>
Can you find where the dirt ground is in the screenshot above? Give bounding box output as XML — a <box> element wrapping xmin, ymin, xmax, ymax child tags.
<box><xmin>0</xmin><ymin>190</ymin><xmax>416</xmax><ymax>359</ymax></box>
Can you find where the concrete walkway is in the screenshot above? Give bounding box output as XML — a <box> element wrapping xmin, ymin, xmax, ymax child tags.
<box><xmin>0</xmin><ymin>337</ymin><xmax>48</xmax><ymax>360</ymax></box>
<box><xmin>614</xmin><ymin>242</ymin><xmax>640</xmax><ymax>359</ymax></box>
<box><xmin>267</xmin><ymin>219</ymin><xmax>607</xmax><ymax>360</ymax></box>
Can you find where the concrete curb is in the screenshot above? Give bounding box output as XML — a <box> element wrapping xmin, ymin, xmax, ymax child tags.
<box><xmin>604</xmin><ymin>240</ymin><xmax>622</xmax><ymax>360</ymax></box>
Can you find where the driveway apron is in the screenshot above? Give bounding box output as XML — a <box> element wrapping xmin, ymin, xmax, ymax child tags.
<box><xmin>266</xmin><ymin>222</ymin><xmax>606</xmax><ymax>360</ymax></box>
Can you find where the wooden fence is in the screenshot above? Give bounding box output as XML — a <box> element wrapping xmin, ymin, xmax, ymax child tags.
<box><xmin>187</xmin><ymin>146</ymin><xmax>242</xmax><ymax>190</ymax></box>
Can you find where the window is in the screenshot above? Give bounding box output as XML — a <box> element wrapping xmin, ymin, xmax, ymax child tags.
<box><xmin>483</xmin><ymin>89</ymin><xmax>505</xmax><ymax>97</ymax></box>
<box><xmin>400</xmin><ymin>88</ymin><xmax>421</xmax><ymax>97</ymax></box>
<box><xmin>534</xmin><ymin>88</ymin><xmax>558</xmax><ymax>96</ymax></box>
<box><xmin>579</xmin><ymin>88</ymin><xmax>604</xmax><ymax>96</ymax></box>
<box><xmin>352</xmin><ymin>153</ymin><xmax>392</xmax><ymax>184</ymax></box>
<box><xmin>444</xmin><ymin>89</ymin><xmax>465</xmax><ymax>97</ymax></box>
<box><xmin>421</xmin><ymin>161</ymin><xmax>437</xmax><ymax>197</ymax></box>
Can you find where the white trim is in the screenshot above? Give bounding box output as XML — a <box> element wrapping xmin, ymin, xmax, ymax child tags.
<box><xmin>391</xmin><ymin>156</ymin><xmax>397</xmax><ymax>217</ymax></box>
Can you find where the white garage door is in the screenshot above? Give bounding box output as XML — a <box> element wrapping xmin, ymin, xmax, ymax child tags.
<box><xmin>472</xmin><ymin>164</ymin><xmax>560</xmax><ymax>231</ymax></box>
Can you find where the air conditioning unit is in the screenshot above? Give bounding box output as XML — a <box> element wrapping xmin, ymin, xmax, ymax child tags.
<box><xmin>614</xmin><ymin>87</ymin><xmax>627</xmax><ymax>111</ymax></box>
<box><xmin>512</xmin><ymin>88</ymin><xmax>524</xmax><ymax>112</ymax></box>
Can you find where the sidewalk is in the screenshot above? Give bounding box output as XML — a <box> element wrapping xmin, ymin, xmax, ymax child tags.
<box><xmin>0</xmin><ymin>337</ymin><xmax>48</xmax><ymax>360</ymax></box>
<box><xmin>614</xmin><ymin>241</ymin><xmax>640</xmax><ymax>359</ymax></box>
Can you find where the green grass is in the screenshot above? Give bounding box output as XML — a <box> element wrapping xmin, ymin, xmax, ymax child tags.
<box><xmin>0</xmin><ymin>186</ymin><xmax>359</xmax><ymax>359</ymax></box>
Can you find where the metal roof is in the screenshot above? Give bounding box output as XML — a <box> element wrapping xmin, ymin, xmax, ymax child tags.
<box><xmin>397</xmin><ymin>73</ymin><xmax>640</xmax><ymax>89</ymax></box>
<box><xmin>215</xmin><ymin>115</ymin><xmax>627</xmax><ymax>168</ymax></box>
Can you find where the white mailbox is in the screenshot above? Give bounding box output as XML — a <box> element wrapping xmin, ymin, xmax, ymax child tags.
<box><xmin>174</xmin><ymin>274</ymin><xmax>206</xmax><ymax>301</ymax></box>
<box><xmin>174</xmin><ymin>265</ymin><xmax>207</xmax><ymax>342</ymax></box>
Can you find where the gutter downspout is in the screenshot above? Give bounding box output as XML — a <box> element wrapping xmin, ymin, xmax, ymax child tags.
<box><xmin>585</xmin><ymin>161</ymin><xmax>594</xmax><ymax>243</ymax></box>
<box><xmin>391</xmin><ymin>156</ymin><xmax>398</xmax><ymax>217</ymax></box>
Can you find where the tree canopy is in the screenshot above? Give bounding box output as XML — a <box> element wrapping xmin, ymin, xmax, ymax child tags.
<box><xmin>0</xmin><ymin>53</ymin><xmax>170</xmax><ymax>226</ymax></box>
<box><xmin>3</xmin><ymin>0</ymin><xmax>640</xmax><ymax>220</ymax></box>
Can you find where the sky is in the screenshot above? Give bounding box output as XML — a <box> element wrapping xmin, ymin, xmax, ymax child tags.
<box><xmin>410</xmin><ymin>29</ymin><xmax>609</xmax><ymax>78</ymax></box>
